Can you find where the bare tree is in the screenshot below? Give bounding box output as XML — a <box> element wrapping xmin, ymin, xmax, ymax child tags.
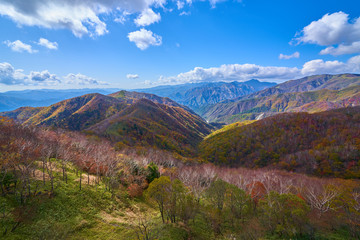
<box><xmin>305</xmin><ymin>182</ymin><xmax>339</xmax><ymax>217</ymax></box>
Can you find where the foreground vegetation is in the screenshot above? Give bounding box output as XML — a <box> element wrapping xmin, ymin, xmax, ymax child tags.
<box><xmin>1</xmin><ymin>115</ymin><xmax>360</xmax><ymax>239</ymax></box>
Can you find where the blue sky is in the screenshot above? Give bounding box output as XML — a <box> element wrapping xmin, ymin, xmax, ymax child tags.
<box><xmin>0</xmin><ymin>0</ymin><xmax>360</xmax><ymax>91</ymax></box>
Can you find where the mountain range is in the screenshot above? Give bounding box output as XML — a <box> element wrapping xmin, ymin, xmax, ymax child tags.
<box><xmin>200</xmin><ymin>74</ymin><xmax>360</xmax><ymax>123</ymax></box>
<box><xmin>0</xmin><ymin>80</ymin><xmax>275</xmax><ymax>114</ymax></box>
<box><xmin>1</xmin><ymin>73</ymin><xmax>360</xmax><ymax>169</ymax></box>
<box><xmin>1</xmin><ymin>90</ymin><xmax>213</xmax><ymax>156</ymax></box>
<box><xmin>134</xmin><ymin>80</ymin><xmax>276</xmax><ymax>111</ymax></box>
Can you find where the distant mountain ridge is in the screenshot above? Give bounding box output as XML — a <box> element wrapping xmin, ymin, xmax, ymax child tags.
<box><xmin>135</xmin><ymin>80</ymin><xmax>276</xmax><ymax>112</ymax></box>
<box><xmin>200</xmin><ymin>74</ymin><xmax>360</xmax><ymax>123</ymax></box>
<box><xmin>0</xmin><ymin>88</ymin><xmax>121</xmax><ymax>112</ymax></box>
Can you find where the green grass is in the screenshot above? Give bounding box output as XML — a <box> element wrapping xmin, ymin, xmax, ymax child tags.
<box><xmin>0</xmin><ymin>164</ymin><xmax>186</xmax><ymax>240</ymax></box>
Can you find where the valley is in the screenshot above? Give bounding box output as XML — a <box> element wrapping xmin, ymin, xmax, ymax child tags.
<box><xmin>0</xmin><ymin>73</ymin><xmax>359</xmax><ymax>239</ymax></box>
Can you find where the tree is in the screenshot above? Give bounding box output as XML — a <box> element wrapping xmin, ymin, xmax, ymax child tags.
<box><xmin>305</xmin><ymin>183</ymin><xmax>339</xmax><ymax>218</ymax></box>
<box><xmin>145</xmin><ymin>176</ymin><xmax>171</xmax><ymax>223</ymax></box>
<box><xmin>259</xmin><ymin>192</ymin><xmax>310</xmax><ymax>237</ymax></box>
<box><xmin>165</xmin><ymin>179</ymin><xmax>187</xmax><ymax>223</ymax></box>
<box><xmin>146</xmin><ymin>162</ymin><xmax>160</xmax><ymax>184</ymax></box>
<box><xmin>206</xmin><ymin>179</ymin><xmax>227</xmax><ymax>212</ymax></box>
<box><xmin>224</xmin><ymin>184</ymin><xmax>253</xmax><ymax>225</ymax></box>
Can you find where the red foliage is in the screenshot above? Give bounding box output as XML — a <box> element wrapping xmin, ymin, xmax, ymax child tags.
<box><xmin>127</xmin><ymin>183</ymin><xmax>143</xmax><ymax>198</ymax></box>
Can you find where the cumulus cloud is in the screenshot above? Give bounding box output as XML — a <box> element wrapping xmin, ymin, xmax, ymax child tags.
<box><xmin>296</xmin><ymin>12</ymin><xmax>360</xmax><ymax>55</ymax></box>
<box><xmin>128</xmin><ymin>28</ymin><xmax>162</xmax><ymax>50</ymax></box>
<box><xmin>37</xmin><ymin>38</ymin><xmax>58</xmax><ymax>50</ymax></box>
<box><xmin>134</xmin><ymin>8</ymin><xmax>161</xmax><ymax>26</ymax></box>
<box><xmin>0</xmin><ymin>62</ymin><xmax>26</xmax><ymax>85</ymax></box>
<box><xmin>320</xmin><ymin>41</ymin><xmax>360</xmax><ymax>56</ymax></box>
<box><xmin>0</xmin><ymin>0</ymin><xmax>167</xmax><ymax>38</ymax></box>
<box><xmin>127</xmin><ymin>74</ymin><xmax>139</xmax><ymax>79</ymax></box>
<box><xmin>0</xmin><ymin>62</ymin><xmax>108</xmax><ymax>86</ymax></box>
<box><xmin>301</xmin><ymin>56</ymin><xmax>360</xmax><ymax>75</ymax></box>
<box><xmin>157</xmin><ymin>64</ymin><xmax>301</xmax><ymax>84</ymax></box>
<box><xmin>0</xmin><ymin>0</ymin><xmax>234</xmax><ymax>38</ymax></box>
<box><xmin>279</xmin><ymin>52</ymin><xmax>300</xmax><ymax>60</ymax></box>
<box><xmin>28</xmin><ymin>70</ymin><xmax>60</xmax><ymax>85</ymax></box>
<box><xmin>64</xmin><ymin>73</ymin><xmax>108</xmax><ymax>85</ymax></box>
<box><xmin>3</xmin><ymin>40</ymin><xmax>37</xmax><ymax>53</ymax></box>
<box><xmin>155</xmin><ymin>56</ymin><xmax>360</xmax><ymax>84</ymax></box>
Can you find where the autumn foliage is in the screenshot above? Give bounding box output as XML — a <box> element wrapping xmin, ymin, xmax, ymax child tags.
<box><xmin>200</xmin><ymin>106</ymin><xmax>360</xmax><ymax>178</ymax></box>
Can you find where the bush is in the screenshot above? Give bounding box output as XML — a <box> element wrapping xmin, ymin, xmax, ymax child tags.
<box><xmin>127</xmin><ymin>183</ymin><xmax>143</xmax><ymax>198</ymax></box>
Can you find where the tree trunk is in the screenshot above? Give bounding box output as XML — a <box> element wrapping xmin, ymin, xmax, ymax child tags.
<box><xmin>79</xmin><ymin>172</ymin><xmax>82</xmax><ymax>191</ymax></box>
<box><xmin>43</xmin><ymin>161</ymin><xmax>46</xmax><ymax>185</ymax></box>
<box><xmin>51</xmin><ymin>178</ymin><xmax>54</xmax><ymax>193</ymax></box>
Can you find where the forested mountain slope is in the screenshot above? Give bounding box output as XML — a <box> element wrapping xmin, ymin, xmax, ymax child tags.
<box><xmin>200</xmin><ymin>106</ymin><xmax>360</xmax><ymax>178</ymax></box>
<box><xmin>1</xmin><ymin>91</ymin><xmax>213</xmax><ymax>155</ymax></box>
<box><xmin>200</xmin><ymin>74</ymin><xmax>360</xmax><ymax>123</ymax></box>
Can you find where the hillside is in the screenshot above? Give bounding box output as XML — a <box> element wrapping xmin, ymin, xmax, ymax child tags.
<box><xmin>201</xmin><ymin>74</ymin><xmax>360</xmax><ymax>123</ymax></box>
<box><xmin>200</xmin><ymin>106</ymin><xmax>360</xmax><ymax>178</ymax></box>
<box><xmin>2</xmin><ymin>117</ymin><xmax>359</xmax><ymax>240</ymax></box>
<box><xmin>87</xmin><ymin>98</ymin><xmax>213</xmax><ymax>155</ymax></box>
<box><xmin>109</xmin><ymin>90</ymin><xmax>187</xmax><ymax>109</ymax></box>
<box><xmin>1</xmin><ymin>93</ymin><xmax>127</xmax><ymax>131</ymax></box>
<box><xmin>135</xmin><ymin>80</ymin><xmax>276</xmax><ymax>112</ymax></box>
<box><xmin>1</xmin><ymin>91</ymin><xmax>213</xmax><ymax>155</ymax></box>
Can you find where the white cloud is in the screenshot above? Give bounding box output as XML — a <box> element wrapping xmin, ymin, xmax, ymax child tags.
<box><xmin>279</xmin><ymin>51</ymin><xmax>300</xmax><ymax>60</ymax></box>
<box><xmin>0</xmin><ymin>62</ymin><xmax>108</xmax><ymax>86</ymax></box>
<box><xmin>301</xmin><ymin>56</ymin><xmax>360</xmax><ymax>75</ymax></box>
<box><xmin>348</xmin><ymin>55</ymin><xmax>360</xmax><ymax>65</ymax></box>
<box><xmin>134</xmin><ymin>8</ymin><xmax>161</xmax><ymax>26</ymax></box>
<box><xmin>157</xmin><ymin>63</ymin><xmax>301</xmax><ymax>84</ymax></box>
<box><xmin>296</xmin><ymin>12</ymin><xmax>360</xmax><ymax>55</ymax></box>
<box><xmin>64</xmin><ymin>73</ymin><xmax>108</xmax><ymax>85</ymax></box>
<box><xmin>179</xmin><ymin>11</ymin><xmax>191</xmax><ymax>16</ymax></box>
<box><xmin>0</xmin><ymin>0</ymin><xmax>167</xmax><ymax>38</ymax></box>
<box><xmin>28</xmin><ymin>70</ymin><xmax>60</xmax><ymax>85</ymax></box>
<box><xmin>3</xmin><ymin>40</ymin><xmax>37</xmax><ymax>53</ymax></box>
<box><xmin>177</xmin><ymin>1</ymin><xmax>185</xmax><ymax>9</ymax></box>
<box><xmin>209</xmin><ymin>0</ymin><xmax>228</xmax><ymax>8</ymax></box>
<box><xmin>126</xmin><ymin>74</ymin><xmax>139</xmax><ymax>79</ymax></box>
<box><xmin>114</xmin><ymin>11</ymin><xmax>131</xmax><ymax>24</ymax></box>
<box><xmin>0</xmin><ymin>62</ymin><xmax>26</xmax><ymax>85</ymax></box>
<box><xmin>128</xmin><ymin>28</ymin><xmax>162</xmax><ymax>50</ymax></box>
<box><xmin>320</xmin><ymin>41</ymin><xmax>360</xmax><ymax>56</ymax></box>
<box><xmin>37</xmin><ymin>38</ymin><xmax>58</xmax><ymax>50</ymax></box>
<box><xmin>0</xmin><ymin>0</ymin><xmax>234</xmax><ymax>38</ymax></box>
<box><xmin>155</xmin><ymin>56</ymin><xmax>360</xmax><ymax>84</ymax></box>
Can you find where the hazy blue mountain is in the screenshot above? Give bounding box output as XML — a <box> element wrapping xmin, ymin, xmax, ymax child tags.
<box><xmin>134</xmin><ymin>80</ymin><xmax>276</xmax><ymax>112</ymax></box>
<box><xmin>0</xmin><ymin>88</ymin><xmax>120</xmax><ymax>112</ymax></box>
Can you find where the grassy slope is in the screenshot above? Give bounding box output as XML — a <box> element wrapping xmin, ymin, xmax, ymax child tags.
<box><xmin>0</xmin><ymin>162</ymin><xmax>188</xmax><ymax>240</ymax></box>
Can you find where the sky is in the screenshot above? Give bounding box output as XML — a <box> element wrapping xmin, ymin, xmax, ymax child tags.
<box><xmin>0</xmin><ymin>0</ymin><xmax>360</xmax><ymax>92</ymax></box>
